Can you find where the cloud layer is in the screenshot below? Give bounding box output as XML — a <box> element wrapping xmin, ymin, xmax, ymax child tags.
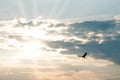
<box><xmin>0</xmin><ymin>16</ymin><xmax>120</xmax><ymax>80</ymax></box>
<box><xmin>0</xmin><ymin>16</ymin><xmax>120</xmax><ymax>64</ymax></box>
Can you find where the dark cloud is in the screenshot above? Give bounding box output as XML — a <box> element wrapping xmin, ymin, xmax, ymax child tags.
<box><xmin>68</xmin><ymin>20</ymin><xmax>120</xmax><ymax>64</ymax></box>
<box><xmin>68</xmin><ymin>20</ymin><xmax>117</xmax><ymax>39</ymax></box>
<box><xmin>80</xmin><ymin>40</ymin><xmax>120</xmax><ymax>64</ymax></box>
<box><xmin>70</xmin><ymin>20</ymin><xmax>115</xmax><ymax>31</ymax></box>
<box><xmin>46</xmin><ymin>19</ymin><xmax>120</xmax><ymax>65</ymax></box>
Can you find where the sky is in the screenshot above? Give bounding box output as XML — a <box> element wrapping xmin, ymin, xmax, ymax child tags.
<box><xmin>0</xmin><ymin>0</ymin><xmax>120</xmax><ymax>80</ymax></box>
<box><xmin>0</xmin><ymin>0</ymin><xmax>120</xmax><ymax>20</ymax></box>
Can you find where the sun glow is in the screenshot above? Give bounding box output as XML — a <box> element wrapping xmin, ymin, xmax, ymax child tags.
<box><xmin>17</xmin><ymin>29</ymin><xmax>47</xmax><ymax>59</ymax></box>
<box><xmin>21</xmin><ymin>41</ymin><xmax>43</xmax><ymax>50</ymax></box>
<box><xmin>18</xmin><ymin>41</ymin><xmax>46</xmax><ymax>59</ymax></box>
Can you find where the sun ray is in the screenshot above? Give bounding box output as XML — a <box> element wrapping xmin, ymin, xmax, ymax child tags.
<box><xmin>50</xmin><ymin>0</ymin><xmax>70</xmax><ymax>19</ymax></box>
<box><xmin>55</xmin><ymin>0</ymin><xmax>70</xmax><ymax>19</ymax></box>
<box><xmin>17</xmin><ymin>0</ymin><xmax>26</xmax><ymax>18</ymax></box>
<box><xmin>50</xmin><ymin>0</ymin><xmax>61</xmax><ymax>18</ymax></box>
<box><xmin>32</xmin><ymin>0</ymin><xmax>38</xmax><ymax>18</ymax></box>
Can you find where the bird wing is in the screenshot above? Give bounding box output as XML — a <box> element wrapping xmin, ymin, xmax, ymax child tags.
<box><xmin>82</xmin><ymin>52</ymin><xmax>87</xmax><ymax>57</ymax></box>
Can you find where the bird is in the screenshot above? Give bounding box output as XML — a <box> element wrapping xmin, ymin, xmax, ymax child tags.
<box><xmin>78</xmin><ymin>52</ymin><xmax>87</xmax><ymax>58</ymax></box>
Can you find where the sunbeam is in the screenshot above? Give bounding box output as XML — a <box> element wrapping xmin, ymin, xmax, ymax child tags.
<box><xmin>17</xmin><ymin>0</ymin><xmax>26</xmax><ymax>18</ymax></box>
<box><xmin>32</xmin><ymin>0</ymin><xmax>38</xmax><ymax>18</ymax></box>
<box><xmin>55</xmin><ymin>0</ymin><xmax>70</xmax><ymax>19</ymax></box>
<box><xmin>50</xmin><ymin>0</ymin><xmax>70</xmax><ymax>19</ymax></box>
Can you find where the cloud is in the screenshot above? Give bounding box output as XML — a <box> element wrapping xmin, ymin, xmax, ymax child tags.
<box><xmin>70</xmin><ymin>20</ymin><xmax>115</xmax><ymax>31</ymax></box>
<box><xmin>0</xmin><ymin>67</ymin><xmax>119</xmax><ymax>80</ymax></box>
<box><xmin>0</xmin><ymin>16</ymin><xmax>120</xmax><ymax>80</ymax></box>
<box><xmin>0</xmin><ymin>54</ymin><xmax>118</xmax><ymax>80</ymax></box>
<box><xmin>0</xmin><ymin>68</ymin><xmax>36</xmax><ymax>80</ymax></box>
<box><xmin>114</xmin><ymin>15</ymin><xmax>120</xmax><ymax>20</ymax></box>
<box><xmin>66</xmin><ymin>19</ymin><xmax>120</xmax><ymax>64</ymax></box>
<box><xmin>0</xmin><ymin>17</ymin><xmax>120</xmax><ymax>65</ymax></box>
<box><xmin>46</xmin><ymin>19</ymin><xmax>120</xmax><ymax>64</ymax></box>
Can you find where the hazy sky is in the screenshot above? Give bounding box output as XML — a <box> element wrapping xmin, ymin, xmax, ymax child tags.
<box><xmin>0</xmin><ymin>0</ymin><xmax>120</xmax><ymax>20</ymax></box>
<box><xmin>0</xmin><ymin>0</ymin><xmax>120</xmax><ymax>80</ymax></box>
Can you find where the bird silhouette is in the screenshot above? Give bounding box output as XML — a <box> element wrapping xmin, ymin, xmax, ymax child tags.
<box><xmin>78</xmin><ymin>52</ymin><xmax>87</xmax><ymax>58</ymax></box>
